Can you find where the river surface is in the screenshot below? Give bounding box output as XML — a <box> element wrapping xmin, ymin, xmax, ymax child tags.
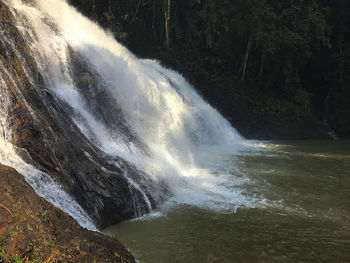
<box><xmin>104</xmin><ymin>140</ymin><xmax>350</xmax><ymax>263</ymax></box>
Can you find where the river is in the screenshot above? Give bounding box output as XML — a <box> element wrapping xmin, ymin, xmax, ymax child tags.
<box><xmin>105</xmin><ymin>140</ymin><xmax>350</xmax><ymax>263</ymax></box>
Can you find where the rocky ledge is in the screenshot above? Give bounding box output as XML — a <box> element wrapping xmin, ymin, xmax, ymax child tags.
<box><xmin>0</xmin><ymin>164</ymin><xmax>135</xmax><ymax>262</ymax></box>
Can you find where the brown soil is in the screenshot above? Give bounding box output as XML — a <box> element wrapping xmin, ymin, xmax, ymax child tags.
<box><xmin>0</xmin><ymin>164</ymin><xmax>136</xmax><ymax>263</ymax></box>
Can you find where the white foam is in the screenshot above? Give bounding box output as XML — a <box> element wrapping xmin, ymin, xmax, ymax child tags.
<box><xmin>1</xmin><ymin>0</ymin><xmax>268</xmax><ymax>226</ymax></box>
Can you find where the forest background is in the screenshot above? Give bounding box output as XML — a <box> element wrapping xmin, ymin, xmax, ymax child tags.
<box><xmin>69</xmin><ymin>0</ymin><xmax>350</xmax><ymax>138</ymax></box>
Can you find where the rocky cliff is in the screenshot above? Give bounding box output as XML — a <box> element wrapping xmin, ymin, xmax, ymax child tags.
<box><xmin>0</xmin><ymin>0</ymin><xmax>159</xmax><ymax>229</ymax></box>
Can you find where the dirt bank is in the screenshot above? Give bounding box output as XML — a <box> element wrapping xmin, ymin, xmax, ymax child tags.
<box><xmin>0</xmin><ymin>164</ymin><xmax>135</xmax><ymax>262</ymax></box>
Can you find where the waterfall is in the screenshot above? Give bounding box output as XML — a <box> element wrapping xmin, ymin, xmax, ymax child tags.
<box><xmin>0</xmin><ymin>0</ymin><xmax>261</xmax><ymax>228</ymax></box>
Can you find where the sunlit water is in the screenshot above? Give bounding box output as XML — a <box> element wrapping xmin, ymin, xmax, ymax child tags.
<box><xmin>105</xmin><ymin>140</ymin><xmax>350</xmax><ymax>263</ymax></box>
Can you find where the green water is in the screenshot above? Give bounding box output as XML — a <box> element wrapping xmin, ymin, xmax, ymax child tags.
<box><xmin>105</xmin><ymin>140</ymin><xmax>350</xmax><ymax>263</ymax></box>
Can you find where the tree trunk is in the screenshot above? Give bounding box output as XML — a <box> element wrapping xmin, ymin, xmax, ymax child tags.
<box><xmin>238</xmin><ymin>33</ymin><xmax>253</xmax><ymax>82</ymax></box>
<box><xmin>152</xmin><ymin>0</ymin><xmax>157</xmax><ymax>41</ymax></box>
<box><xmin>134</xmin><ymin>0</ymin><xmax>142</xmax><ymax>21</ymax></box>
<box><xmin>259</xmin><ymin>49</ymin><xmax>266</xmax><ymax>79</ymax></box>
<box><xmin>165</xmin><ymin>0</ymin><xmax>171</xmax><ymax>49</ymax></box>
<box><xmin>339</xmin><ymin>38</ymin><xmax>343</xmax><ymax>85</ymax></box>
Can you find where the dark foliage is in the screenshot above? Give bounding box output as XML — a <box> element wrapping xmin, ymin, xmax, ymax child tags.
<box><xmin>69</xmin><ymin>0</ymin><xmax>350</xmax><ymax>137</ymax></box>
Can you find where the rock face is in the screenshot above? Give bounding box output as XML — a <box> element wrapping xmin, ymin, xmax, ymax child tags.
<box><xmin>0</xmin><ymin>163</ymin><xmax>136</xmax><ymax>262</ymax></box>
<box><xmin>0</xmin><ymin>0</ymin><xmax>158</xmax><ymax>229</ymax></box>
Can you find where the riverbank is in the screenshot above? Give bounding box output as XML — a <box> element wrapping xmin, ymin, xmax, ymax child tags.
<box><xmin>0</xmin><ymin>164</ymin><xmax>135</xmax><ymax>262</ymax></box>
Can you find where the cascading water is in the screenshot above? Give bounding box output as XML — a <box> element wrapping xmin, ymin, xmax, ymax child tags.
<box><xmin>0</xmin><ymin>0</ymin><xmax>265</xmax><ymax>228</ymax></box>
<box><xmin>0</xmin><ymin>48</ymin><xmax>96</xmax><ymax>230</ymax></box>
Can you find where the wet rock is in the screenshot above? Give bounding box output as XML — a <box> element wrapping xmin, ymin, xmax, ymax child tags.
<box><xmin>0</xmin><ymin>0</ymin><xmax>158</xmax><ymax>229</ymax></box>
<box><xmin>0</xmin><ymin>164</ymin><xmax>136</xmax><ymax>262</ymax></box>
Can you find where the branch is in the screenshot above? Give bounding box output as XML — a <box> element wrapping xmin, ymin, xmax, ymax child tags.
<box><xmin>0</xmin><ymin>203</ymin><xmax>13</xmax><ymax>216</ymax></box>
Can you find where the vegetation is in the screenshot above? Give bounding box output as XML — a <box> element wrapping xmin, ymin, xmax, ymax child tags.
<box><xmin>69</xmin><ymin>0</ymin><xmax>350</xmax><ymax>136</ymax></box>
